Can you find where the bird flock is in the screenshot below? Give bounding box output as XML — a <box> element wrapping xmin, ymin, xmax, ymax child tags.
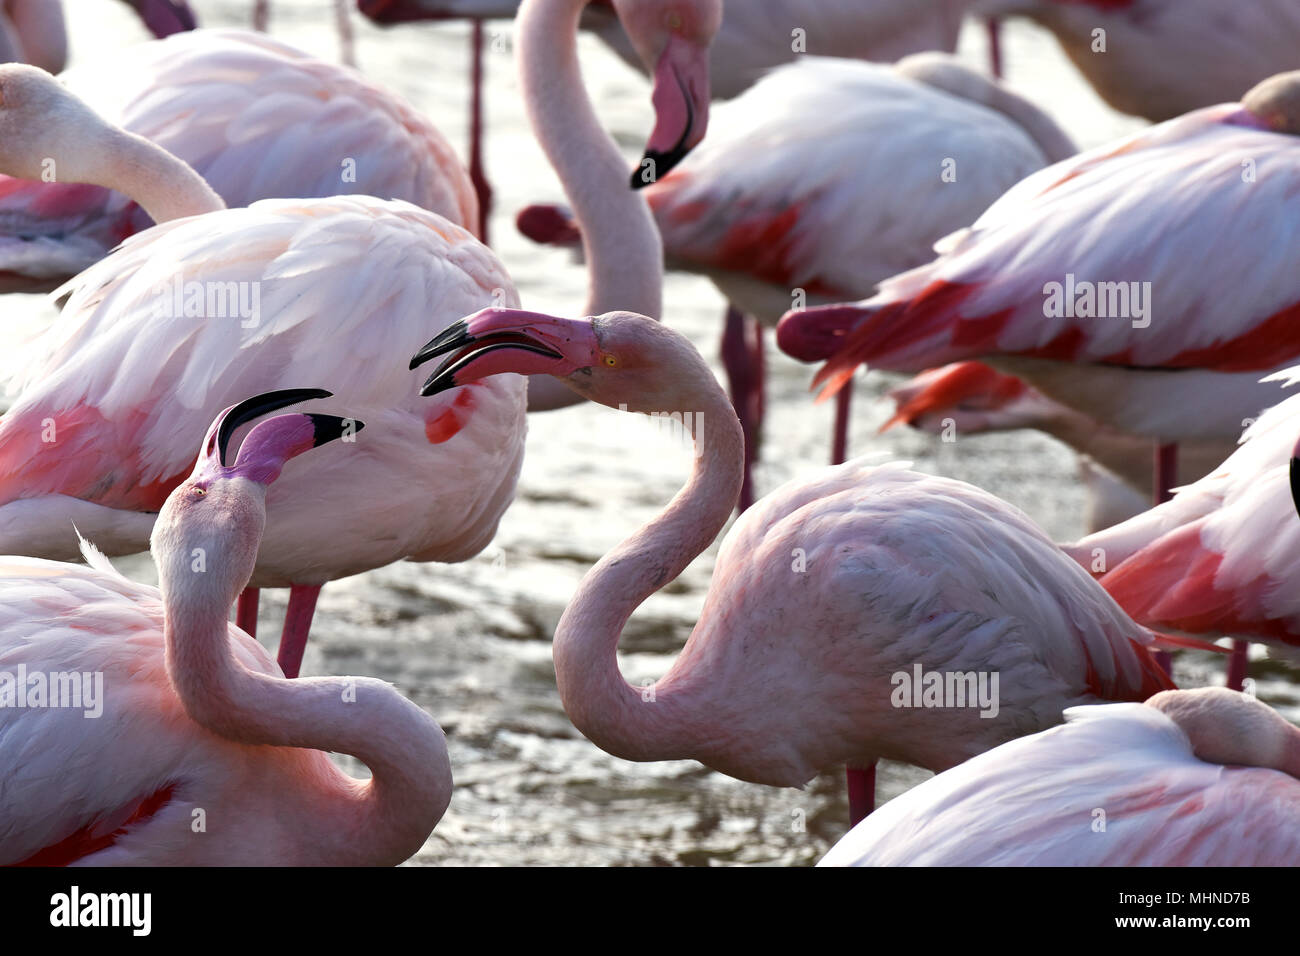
<box><xmin>0</xmin><ymin>0</ymin><xmax>1298</xmax><ymax>868</ymax></box>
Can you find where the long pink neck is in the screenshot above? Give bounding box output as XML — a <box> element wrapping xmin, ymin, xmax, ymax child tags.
<box><xmin>518</xmin><ymin>0</ymin><xmax>665</xmax><ymax>409</ymax></box>
<box><xmin>160</xmin><ymin>558</ymin><xmax>449</xmax><ymax>865</ymax></box>
<box><xmin>82</xmin><ymin>127</ymin><xmax>225</xmax><ymax>224</ymax></box>
<box><xmin>553</xmin><ymin>374</ymin><xmax>744</xmax><ymax>763</ymax></box>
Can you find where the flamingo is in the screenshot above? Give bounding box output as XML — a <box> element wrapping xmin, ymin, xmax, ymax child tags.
<box><xmin>1055</xmin><ymin>383</ymin><xmax>1300</xmax><ymax>691</ymax></box>
<box><xmin>0</xmin><ymin>0</ymin><xmax>66</xmax><ymax>73</ymax></box>
<box><xmin>518</xmin><ymin>52</ymin><xmax>1075</xmax><ymax>508</ymax></box>
<box><xmin>777</xmin><ymin>70</ymin><xmax>1300</xmax><ymax>503</ymax></box>
<box><xmin>0</xmin><ymin>29</ymin><xmax>478</xmax><ymax>293</ymax></box>
<box><xmin>819</xmin><ymin>687</ymin><xmax>1300</xmax><ymax>866</ymax></box>
<box><xmin>977</xmin><ymin>0</ymin><xmax>1300</xmax><ymax>122</ymax></box>
<box><xmin>408</xmin><ymin>306</ymin><xmax>1175</xmax><ymax>824</ymax></box>
<box><xmin>883</xmin><ymin>362</ymin><xmax>1240</xmax><ymax>532</ymax></box>
<box><xmin>358</xmin><ymin>0</ymin><xmax>973</xmax><ymax>247</ymax></box>
<box><xmin>0</xmin><ymin>0</ymin><xmax>716</xmax><ymax>677</ymax></box>
<box><xmin>0</xmin><ymin>390</ymin><xmax>452</xmax><ymax>866</ymax></box>
<box><xmin>116</xmin><ymin>0</ymin><xmax>198</xmax><ymax>39</ymax></box>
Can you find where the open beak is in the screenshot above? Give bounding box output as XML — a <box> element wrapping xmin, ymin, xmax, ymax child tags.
<box><xmin>631</xmin><ymin>35</ymin><xmax>711</xmax><ymax>189</ymax></box>
<box><xmin>410</xmin><ymin>308</ymin><xmax>600</xmax><ymax>396</ymax></box>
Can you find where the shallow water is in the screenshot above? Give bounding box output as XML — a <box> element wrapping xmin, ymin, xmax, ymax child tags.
<box><xmin>26</xmin><ymin>0</ymin><xmax>1300</xmax><ymax>865</ymax></box>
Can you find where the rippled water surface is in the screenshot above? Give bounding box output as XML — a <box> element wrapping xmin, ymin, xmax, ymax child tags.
<box><xmin>27</xmin><ymin>0</ymin><xmax>1300</xmax><ymax>865</ymax></box>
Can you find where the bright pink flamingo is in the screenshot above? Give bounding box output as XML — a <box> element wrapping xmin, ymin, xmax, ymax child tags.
<box><xmin>883</xmin><ymin>362</ymin><xmax>1240</xmax><ymax>532</ymax></box>
<box><xmin>409</xmin><ymin>306</ymin><xmax>1175</xmax><ymax>824</ymax></box>
<box><xmin>0</xmin><ymin>0</ymin><xmax>713</xmax><ymax>676</ymax></box>
<box><xmin>0</xmin><ymin>390</ymin><xmax>451</xmax><ymax>866</ymax></box>
<box><xmin>820</xmin><ymin>687</ymin><xmax>1300</xmax><ymax>866</ymax></box>
<box><xmin>518</xmin><ymin>52</ymin><xmax>1075</xmax><ymax>508</ymax></box>
<box><xmin>1057</xmin><ymin>386</ymin><xmax>1300</xmax><ymax>690</ymax></box>
<box><xmin>978</xmin><ymin>0</ymin><xmax>1300</xmax><ymax>121</ymax></box>
<box><xmin>778</xmin><ymin>71</ymin><xmax>1300</xmax><ymax>504</ymax></box>
<box><xmin>0</xmin><ymin>29</ymin><xmax>478</xmax><ymax>293</ymax></box>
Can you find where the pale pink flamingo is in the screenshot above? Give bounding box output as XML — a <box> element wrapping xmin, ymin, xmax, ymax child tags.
<box><xmin>1055</xmin><ymin>384</ymin><xmax>1300</xmax><ymax>690</ymax></box>
<box><xmin>0</xmin><ymin>390</ymin><xmax>452</xmax><ymax>866</ymax></box>
<box><xmin>883</xmin><ymin>362</ymin><xmax>1239</xmax><ymax>532</ymax></box>
<box><xmin>977</xmin><ymin>0</ymin><xmax>1300</xmax><ymax>121</ymax></box>
<box><xmin>409</xmin><ymin>306</ymin><xmax>1175</xmax><ymax>824</ymax></box>
<box><xmin>0</xmin><ymin>0</ymin><xmax>713</xmax><ymax>676</ymax></box>
<box><xmin>820</xmin><ymin>687</ymin><xmax>1300</xmax><ymax>866</ymax></box>
<box><xmin>778</xmin><ymin>71</ymin><xmax>1300</xmax><ymax>504</ymax></box>
<box><xmin>359</xmin><ymin>0</ymin><xmax>972</xmax><ymax>246</ymax></box>
<box><xmin>0</xmin><ymin>29</ymin><xmax>478</xmax><ymax>293</ymax></box>
<box><xmin>518</xmin><ymin>52</ymin><xmax>1075</xmax><ymax>508</ymax></box>
<box><xmin>0</xmin><ymin>0</ymin><xmax>66</xmax><ymax>73</ymax></box>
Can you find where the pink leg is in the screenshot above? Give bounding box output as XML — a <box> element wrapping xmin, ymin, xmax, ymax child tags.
<box><xmin>830</xmin><ymin>384</ymin><xmax>852</xmax><ymax>466</ymax></box>
<box><xmin>252</xmin><ymin>0</ymin><xmax>268</xmax><ymax>32</ymax></box>
<box><xmin>277</xmin><ymin>584</ymin><xmax>323</xmax><ymax>680</ymax></box>
<box><xmin>1151</xmin><ymin>441</ymin><xmax>1179</xmax><ymax>678</ymax></box>
<box><xmin>721</xmin><ymin>307</ymin><xmax>763</xmax><ymax>511</ymax></box>
<box><xmin>1225</xmin><ymin>639</ymin><xmax>1249</xmax><ymax>692</ymax></box>
<box><xmin>846</xmin><ymin>764</ymin><xmax>876</xmax><ymax>826</ymax></box>
<box><xmin>334</xmin><ymin>0</ymin><xmax>356</xmax><ymax>67</ymax></box>
<box><xmin>468</xmin><ymin>20</ymin><xmax>492</xmax><ymax>245</ymax></box>
<box><xmin>986</xmin><ymin>19</ymin><xmax>1003</xmax><ymax>79</ymax></box>
<box><xmin>236</xmin><ymin>587</ymin><xmax>260</xmax><ymax>639</ymax></box>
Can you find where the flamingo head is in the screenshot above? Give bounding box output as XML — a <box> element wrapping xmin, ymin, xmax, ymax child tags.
<box><xmin>0</xmin><ymin>65</ymin><xmax>119</xmax><ymax>184</ymax></box>
<box><xmin>1242</xmin><ymin>71</ymin><xmax>1300</xmax><ymax>135</ymax></box>
<box><xmin>412</xmin><ymin>307</ymin><xmax>714</xmax><ymax>415</ymax></box>
<box><xmin>1146</xmin><ymin>688</ymin><xmax>1300</xmax><ymax>778</ymax></box>
<box><xmin>613</xmin><ymin>0</ymin><xmax>721</xmax><ymax>188</ymax></box>
<box><xmin>151</xmin><ymin>389</ymin><xmax>363</xmax><ymax>605</ymax></box>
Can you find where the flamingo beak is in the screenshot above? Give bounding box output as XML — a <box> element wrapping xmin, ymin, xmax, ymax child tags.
<box><xmin>776</xmin><ymin>304</ymin><xmax>865</xmax><ymax>362</ymax></box>
<box><xmin>631</xmin><ymin>35</ymin><xmax>710</xmax><ymax>189</ymax></box>
<box><xmin>410</xmin><ymin>308</ymin><xmax>600</xmax><ymax>396</ymax></box>
<box><xmin>193</xmin><ymin>389</ymin><xmax>364</xmax><ymax>486</ymax></box>
<box><xmin>1290</xmin><ymin>440</ymin><xmax>1300</xmax><ymax>520</ymax></box>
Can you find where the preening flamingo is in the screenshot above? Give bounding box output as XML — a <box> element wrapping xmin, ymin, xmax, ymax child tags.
<box><xmin>0</xmin><ymin>29</ymin><xmax>478</xmax><ymax>293</ymax></box>
<box><xmin>0</xmin><ymin>390</ymin><xmax>451</xmax><ymax>866</ymax></box>
<box><xmin>884</xmin><ymin>362</ymin><xmax>1239</xmax><ymax>531</ymax></box>
<box><xmin>977</xmin><ymin>0</ymin><xmax>1300</xmax><ymax>121</ymax></box>
<box><xmin>410</xmin><ymin>306</ymin><xmax>1174</xmax><ymax>823</ymax></box>
<box><xmin>519</xmin><ymin>52</ymin><xmax>1075</xmax><ymax>507</ymax></box>
<box><xmin>0</xmin><ymin>0</ymin><xmax>712</xmax><ymax>676</ymax></box>
<box><xmin>1057</xmin><ymin>384</ymin><xmax>1300</xmax><ymax>687</ymax></box>
<box><xmin>819</xmin><ymin>687</ymin><xmax>1300</xmax><ymax>866</ymax></box>
<box><xmin>778</xmin><ymin>71</ymin><xmax>1300</xmax><ymax>497</ymax></box>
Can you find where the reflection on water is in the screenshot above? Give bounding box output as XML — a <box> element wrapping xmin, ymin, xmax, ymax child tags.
<box><xmin>31</xmin><ymin>0</ymin><xmax>1300</xmax><ymax>865</ymax></box>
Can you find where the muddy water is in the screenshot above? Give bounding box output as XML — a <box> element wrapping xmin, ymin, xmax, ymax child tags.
<box><xmin>28</xmin><ymin>0</ymin><xmax>1300</xmax><ymax>865</ymax></box>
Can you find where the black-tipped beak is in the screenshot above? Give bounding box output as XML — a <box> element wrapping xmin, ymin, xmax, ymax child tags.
<box><xmin>630</xmin><ymin>143</ymin><xmax>692</xmax><ymax>190</ymax></box>
<box><xmin>218</xmin><ymin>388</ymin><xmax>333</xmax><ymax>466</ymax></box>
<box><xmin>307</xmin><ymin>414</ymin><xmax>364</xmax><ymax>448</ymax></box>
<box><xmin>410</xmin><ymin>320</ymin><xmax>473</xmax><ymax>371</ymax></box>
<box><xmin>1291</xmin><ymin>454</ymin><xmax>1300</xmax><ymax>520</ymax></box>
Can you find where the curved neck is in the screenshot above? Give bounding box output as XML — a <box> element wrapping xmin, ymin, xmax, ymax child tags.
<box><xmin>86</xmin><ymin>127</ymin><xmax>225</xmax><ymax>224</ymax></box>
<box><xmin>519</xmin><ymin>0</ymin><xmax>665</xmax><ymax>410</ymax></box>
<box><xmin>553</xmin><ymin>378</ymin><xmax>744</xmax><ymax>763</ymax></box>
<box><xmin>161</xmin><ymin>571</ymin><xmax>449</xmax><ymax>865</ymax></box>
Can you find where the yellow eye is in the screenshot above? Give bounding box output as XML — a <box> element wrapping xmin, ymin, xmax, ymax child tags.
<box><xmin>667</xmin><ymin>12</ymin><xmax>682</xmax><ymax>30</ymax></box>
<box><xmin>193</xmin><ymin>487</ymin><xmax>206</xmax><ymax>498</ymax></box>
<box><xmin>604</xmin><ymin>355</ymin><xmax>619</xmax><ymax>367</ymax></box>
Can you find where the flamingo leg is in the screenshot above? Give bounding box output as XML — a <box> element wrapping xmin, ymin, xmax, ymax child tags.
<box><xmin>333</xmin><ymin>0</ymin><xmax>356</xmax><ymax>67</ymax></box>
<box><xmin>277</xmin><ymin>584</ymin><xmax>323</xmax><ymax>680</ymax></box>
<box><xmin>1225</xmin><ymin>640</ymin><xmax>1249</xmax><ymax>692</ymax></box>
<box><xmin>830</xmin><ymin>383</ymin><xmax>852</xmax><ymax>466</ymax></box>
<box><xmin>986</xmin><ymin>18</ymin><xmax>1003</xmax><ymax>79</ymax></box>
<box><xmin>236</xmin><ymin>587</ymin><xmax>260</xmax><ymax>639</ymax></box>
<box><xmin>846</xmin><ymin>764</ymin><xmax>876</xmax><ymax>826</ymax></box>
<box><xmin>1151</xmin><ymin>441</ymin><xmax>1179</xmax><ymax>677</ymax></box>
<box><xmin>469</xmin><ymin>20</ymin><xmax>492</xmax><ymax>245</ymax></box>
<box><xmin>252</xmin><ymin>0</ymin><xmax>268</xmax><ymax>32</ymax></box>
<box><xmin>721</xmin><ymin>307</ymin><xmax>763</xmax><ymax>511</ymax></box>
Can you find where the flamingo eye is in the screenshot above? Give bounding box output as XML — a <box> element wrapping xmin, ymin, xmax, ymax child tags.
<box><xmin>667</xmin><ymin>11</ymin><xmax>682</xmax><ymax>30</ymax></box>
<box><xmin>604</xmin><ymin>355</ymin><xmax>619</xmax><ymax>367</ymax></box>
<box><xmin>192</xmin><ymin>487</ymin><xmax>206</xmax><ymax>498</ymax></box>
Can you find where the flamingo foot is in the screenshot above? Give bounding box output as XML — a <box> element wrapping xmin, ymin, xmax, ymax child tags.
<box><xmin>721</xmin><ymin>307</ymin><xmax>764</xmax><ymax>511</ymax></box>
<box><xmin>277</xmin><ymin>584</ymin><xmax>323</xmax><ymax>679</ymax></box>
<box><xmin>236</xmin><ymin>587</ymin><xmax>260</xmax><ymax>639</ymax></box>
<box><xmin>846</xmin><ymin>764</ymin><xmax>876</xmax><ymax>826</ymax></box>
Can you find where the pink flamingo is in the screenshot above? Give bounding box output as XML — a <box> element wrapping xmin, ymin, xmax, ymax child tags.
<box><xmin>359</xmin><ymin>0</ymin><xmax>972</xmax><ymax>246</ymax></box>
<box><xmin>978</xmin><ymin>0</ymin><xmax>1300</xmax><ymax>121</ymax></box>
<box><xmin>0</xmin><ymin>0</ymin><xmax>714</xmax><ymax>676</ymax></box>
<box><xmin>518</xmin><ymin>52</ymin><xmax>1075</xmax><ymax>508</ymax></box>
<box><xmin>883</xmin><ymin>362</ymin><xmax>1239</xmax><ymax>532</ymax></box>
<box><xmin>1057</xmin><ymin>386</ymin><xmax>1300</xmax><ymax>690</ymax></box>
<box><xmin>778</xmin><ymin>71</ymin><xmax>1300</xmax><ymax>503</ymax></box>
<box><xmin>0</xmin><ymin>29</ymin><xmax>478</xmax><ymax>293</ymax></box>
<box><xmin>0</xmin><ymin>390</ymin><xmax>451</xmax><ymax>866</ymax></box>
<box><xmin>0</xmin><ymin>0</ymin><xmax>66</xmax><ymax>72</ymax></box>
<box><xmin>409</xmin><ymin>306</ymin><xmax>1174</xmax><ymax>824</ymax></box>
<box><xmin>820</xmin><ymin>687</ymin><xmax>1300</xmax><ymax>866</ymax></box>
